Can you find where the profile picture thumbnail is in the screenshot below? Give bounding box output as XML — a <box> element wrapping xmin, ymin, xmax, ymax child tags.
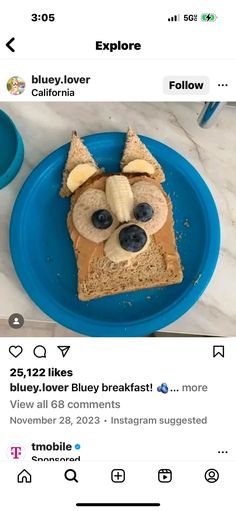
<box><xmin>7</xmin><ymin>76</ymin><xmax>25</xmax><ymax>95</ymax></box>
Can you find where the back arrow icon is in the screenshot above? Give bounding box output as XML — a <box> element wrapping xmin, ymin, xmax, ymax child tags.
<box><xmin>6</xmin><ymin>37</ymin><xmax>15</xmax><ymax>52</ymax></box>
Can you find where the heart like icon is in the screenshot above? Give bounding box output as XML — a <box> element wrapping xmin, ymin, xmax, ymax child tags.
<box><xmin>9</xmin><ymin>345</ymin><xmax>23</xmax><ymax>358</ymax></box>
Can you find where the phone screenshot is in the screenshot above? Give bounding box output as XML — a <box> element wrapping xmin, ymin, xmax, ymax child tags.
<box><xmin>0</xmin><ymin>2</ymin><xmax>235</xmax><ymax>510</ymax></box>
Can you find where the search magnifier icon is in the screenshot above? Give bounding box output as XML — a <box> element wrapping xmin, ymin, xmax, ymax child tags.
<box><xmin>64</xmin><ymin>469</ymin><xmax>78</xmax><ymax>483</ymax></box>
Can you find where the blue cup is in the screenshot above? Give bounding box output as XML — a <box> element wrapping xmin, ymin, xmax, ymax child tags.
<box><xmin>0</xmin><ymin>109</ymin><xmax>24</xmax><ymax>189</ymax></box>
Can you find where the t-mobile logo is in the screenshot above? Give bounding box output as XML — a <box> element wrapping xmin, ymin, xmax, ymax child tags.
<box><xmin>10</xmin><ymin>446</ymin><xmax>22</xmax><ymax>459</ymax></box>
<box><xmin>7</xmin><ymin>444</ymin><xmax>25</xmax><ymax>461</ymax></box>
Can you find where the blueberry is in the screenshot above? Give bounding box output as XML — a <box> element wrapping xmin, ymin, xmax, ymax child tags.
<box><xmin>119</xmin><ymin>224</ymin><xmax>147</xmax><ymax>252</ymax></box>
<box><xmin>161</xmin><ymin>383</ymin><xmax>168</xmax><ymax>394</ymax></box>
<box><xmin>134</xmin><ymin>203</ymin><xmax>154</xmax><ymax>222</ymax></box>
<box><xmin>92</xmin><ymin>209</ymin><xmax>113</xmax><ymax>229</ymax></box>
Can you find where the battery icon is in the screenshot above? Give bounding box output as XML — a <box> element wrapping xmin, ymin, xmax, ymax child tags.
<box><xmin>201</xmin><ymin>13</ymin><xmax>217</xmax><ymax>21</ymax></box>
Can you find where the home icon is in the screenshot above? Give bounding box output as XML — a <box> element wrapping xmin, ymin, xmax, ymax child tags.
<box><xmin>17</xmin><ymin>469</ymin><xmax>32</xmax><ymax>483</ymax></box>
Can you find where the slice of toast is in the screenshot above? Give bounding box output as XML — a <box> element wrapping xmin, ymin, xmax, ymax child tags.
<box><xmin>68</xmin><ymin>177</ymin><xmax>183</xmax><ymax>301</ymax></box>
<box><xmin>120</xmin><ymin>127</ymin><xmax>165</xmax><ymax>182</ymax></box>
<box><xmin>62</xmin><ymin>129</ymin><xmax>183</xmax><ymax>301</ymax></box>
<box><xmin>60</xmin><ymin>131</ymin><xmax>99</xmax><ymax>197</ymax></box>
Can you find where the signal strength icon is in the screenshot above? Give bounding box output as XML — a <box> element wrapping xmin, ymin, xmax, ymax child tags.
<box><xmin>168</xmin><ymin>14</ymin><xmax>180</xmax><ymax>22</ymax></box>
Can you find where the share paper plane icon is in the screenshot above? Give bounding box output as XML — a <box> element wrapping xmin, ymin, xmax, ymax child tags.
<box><xmin>57</xmin><ymin>346</ymin><xmax>71</xmax><ymax>358</ymax></box>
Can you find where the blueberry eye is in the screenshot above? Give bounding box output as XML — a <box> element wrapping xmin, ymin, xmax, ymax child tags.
<box><xmin>92</xmin><ymin>209</ymin><xmax>113</xmax><ymax>229</ymax></box>
<box><xmin>134</xmin><ymin>203</ymin><xmax>154</xmax><ymax>222</ymax></box>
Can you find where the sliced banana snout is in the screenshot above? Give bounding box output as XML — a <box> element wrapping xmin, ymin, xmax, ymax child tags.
<box><xmin>122</xmin><ymin>159</ymin><xmax>155</xmax><ymax>175</ymax></box>
<box><xmin>105</xmin><ymin>223</ymin><xmax>150</xmax><ymax>263</ymax></box>
<box><xmin>106</xmin><ymin>175</ymin><xmax>134</xmax><ymax>223</ymax></box>
<box><xmin>67</xmin><ymin>163</ymin><xmax>97</xmax><ymax>193</ymax></box>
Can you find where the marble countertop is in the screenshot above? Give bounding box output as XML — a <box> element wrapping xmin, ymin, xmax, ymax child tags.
<box><xmin>0</xmin><ymin>102</ymin><xmax>236</xmax><ymax>336</ymax></box>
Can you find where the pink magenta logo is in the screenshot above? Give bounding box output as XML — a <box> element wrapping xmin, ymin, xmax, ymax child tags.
<box><xmin>11</xmin><ymin>446</ymin><xmax>22</xmax><ymax>459</ymax></box>
<box><xmin>7</xmin><ymin>444</ymin><xmax>25</xmax><ymax>460</ymax></box>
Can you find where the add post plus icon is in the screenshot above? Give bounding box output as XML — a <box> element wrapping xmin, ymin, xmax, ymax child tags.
<box><xmin>111</xmin><ymin>469</ymin><xmax>125</xmax><ymax>483</ymax></box>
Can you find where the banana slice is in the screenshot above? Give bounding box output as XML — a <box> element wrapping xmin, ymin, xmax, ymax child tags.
<box><xmin>67</xmin><ymin>163</ymin><xmax>97</xmax><ymax>192</ymax></box>
<box><xmin>106</xmin><ymin>175</ymin><xmax>134</xmax><ymax>223</ymax></box>
<box><xmin>105</xmin><ymin>223</ymin><xmax>150</xmax><ymax>263</ymax></box>
<box><xmin>72</xmin><ymin>189</ymin><xmax>118</xmax><ymax>242</ymax></box>
<box><xmin>123</xmin><ymin>159</ymin><xmax>155</xmax><ymax>175</ymax></box>
<box><xmin>131</xmin><ymin>181</ymin><xmax>168</xmax><ymax>234</ymax></box>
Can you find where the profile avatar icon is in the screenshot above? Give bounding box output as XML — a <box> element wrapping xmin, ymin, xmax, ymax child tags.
<box><xmin>7</xmin><ymin>76</ymin><xmax>25</xmax><ymax>95</ymax></box>
<box><xmin>204</xmin><ymin>468</ymin><xmax>219</xmax><ymax>483</ymax></box>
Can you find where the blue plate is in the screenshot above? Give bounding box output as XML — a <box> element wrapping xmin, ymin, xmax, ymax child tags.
<box><xmin>0</xmin><ymin>110</ymin><xmax>24</xmax><ymax>189</ymax></box>
<box><xmin>10</xmin><ymin>132</ymin><xmax>220</xmax><ymax>336</ymax></box>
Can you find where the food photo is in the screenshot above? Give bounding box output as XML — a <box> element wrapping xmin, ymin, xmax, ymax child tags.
<box><xmin>0</xmin><ymin>102</ymin><xmax>235</xmax><ymax>336</ymax></box>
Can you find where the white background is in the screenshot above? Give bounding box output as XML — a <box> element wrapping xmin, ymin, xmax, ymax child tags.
<box><xmin>1</xmin><ymin>1</ymin><xmax>236</xmax><ymax>509</ymax></box>
<box><xmin>0</xmin><ymin>337</ymin><xmax>235</xmax><ymax>510</ymax></box>
<box><xmin>0</xmin><ymin>1</ymin><xmax>235</xmax><ymax>60</ymax></box>
<box><xmin>1</xmin><ymin>1</ymin><xmax>236</xmax><ymax>100</ymax></box>
<box><xmin>0</xmin><ymin>60</ymin><xmax>235</xmax><ymax>101</ymax></box>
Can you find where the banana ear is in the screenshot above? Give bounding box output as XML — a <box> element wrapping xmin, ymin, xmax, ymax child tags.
<box><xmin>60</xmin><ymin>131</ymin><xmax>103</xmax><ymax>197</ymax></box>
<box><xmin>120</xmin><ymin>127</ymin><xmax>165</xmax><ymax>182</ymax></box>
